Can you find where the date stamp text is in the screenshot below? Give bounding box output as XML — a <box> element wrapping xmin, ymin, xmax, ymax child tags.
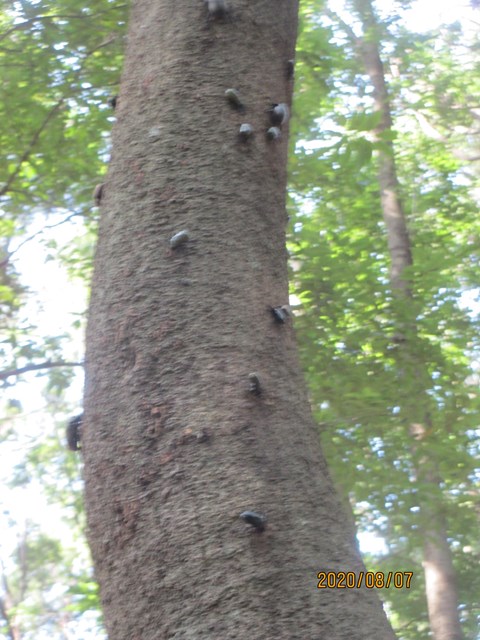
<box><xmin>317</xmin><ymin>571</ymin><xmax>413</xmax><ymax>589</ymax></box>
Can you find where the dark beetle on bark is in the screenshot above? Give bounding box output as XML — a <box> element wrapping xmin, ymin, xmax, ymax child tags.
<box><xmin>66</xmin><ymin>414</ymin><xmax>83</xmax><ymax>451</ymax></box>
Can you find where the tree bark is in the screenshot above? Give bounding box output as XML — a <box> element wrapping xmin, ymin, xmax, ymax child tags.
<box><xmin>83</xmin><ymin>1</ymin><xmax>396</xmax><ymax>638</ymax></box>
<box><xmin>351</xmin><ymin>2</ymin><xmax>464</xmax><ymax>639</ymax></box>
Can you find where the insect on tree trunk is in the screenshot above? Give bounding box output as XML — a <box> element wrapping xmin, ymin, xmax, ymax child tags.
<box><xmin>83</xmin><ymin>1</ymin><xmax>397</xmax><ymax>637</ymax></box>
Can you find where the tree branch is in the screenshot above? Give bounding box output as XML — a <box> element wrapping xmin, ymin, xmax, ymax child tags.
<box><xmin>0</xmin><ymin>98</ymin><xmax>66</xmax><ymax>197</ymax></box>
<box><xmin>0</xmin><ymin>7</ymin><xmax>128</xmax><ymax>44</ymax></box>
<box><xmin>411</xmin><ymin>109</ymin><xmax>480</xmax><ymax>162</ymax></box>
<box><xmin>3</xmin><ymin>210</ymin><xmax>85</xmax><ymax>265</ymax></box>
<box><xmin>1</xmin><ymin>361</ymin><xmax>84</xmax><ymax>382</ymax></box>
<box><xmin>0</xmin><ymin>561</ymin><xmax>20</xmax><ymax>640</ymax></box>
<box><xmin>0</xmin><ymin>29</ymin><xmax>120</xmax><ymax>198</ymax></box>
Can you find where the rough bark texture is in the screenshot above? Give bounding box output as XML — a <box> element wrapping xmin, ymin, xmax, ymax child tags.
<box><xmin>83</xmin><ymin>1</ymin><xmax>396</xmax><ymax>638</ymax></box>
<box><xmin>352</xmin><ymin>2</ymin><xmax>464</xmax><ymax>639</ymax></box>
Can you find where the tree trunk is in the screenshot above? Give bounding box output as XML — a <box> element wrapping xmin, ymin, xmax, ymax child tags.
<box><xmin>424</xmin><ymin>518</ymin><xmax>464</xmax><ymax>640</ymax></box>
<box><xmin>83</xmin><ymin>1</ymin><xmax>396</xmax><ymax>637</ymax></box>
<box><xmin>352</xmin><ymin>2</ymin><xmax>464</xmax><ymax>639</ymax></box>
<box><xmin>0</xmin><ymin>568</ymin><xmax>21</xmax><ymax>640</ymax></box>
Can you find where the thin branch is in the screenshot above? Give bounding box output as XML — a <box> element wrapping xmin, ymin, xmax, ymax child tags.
<box><xmin>5</xmin><ymin>210</ymin><xmax>85</xmax><ymax>263</ymax></box>
<box><xmin>0</xmin><ymin>561</ymin><xmax>20</xmax><ymax>640</ymax></box>
<box><xmin>17</xmin><ymin>529</ymin><xmax>28</xmax><ymax>602</ymax></box>
<box><xmin>0</xmin><ymin>7</ymin><xmax>128</xmax><ymax>44</ymax></box>
<box><xmin>411</xmin><ymin>110</ymin><xmax>480</xmax><ymax>162</ymax></box>
<box><xmin>1</xmin><ymin>361</ymin><xmax>84</xmax><ymax>382</ymax></box>
<box><xmin>1</xmin><ymin>29</ymin><xmax>120</xmax><ymax>199</ymax></box>
<box><xmin>323</xmin><ymin>7</ymin><xmax>360</xmax><ymax>45</ymax></box>
<box><xmin>0</xmin><ymin>97</ymin><xmax>66</xmax><ymax>197</ymax></box>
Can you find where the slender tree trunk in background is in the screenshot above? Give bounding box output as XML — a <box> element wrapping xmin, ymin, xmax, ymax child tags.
<box><xmin>0</xmin><ymin>569</ymin><xmax>21</xmax><ymax>640</ymax></box>
<box><xmin>83</xmin><ymin>1</ymin><xmax>396</xmax><ymax>638</ymax></box>
<box><xmin>356</xmin><ymin>26</ymin><xmax>413</xmax><ymax>296</ymax></box>
<box><xmin>352</xmin><ymin>2</ymin><xmax>464</xmax><ymax>639</ymax></box>
<box><xmin>423</xmin><ymin>517</ymin><xmax>464</xmax><ymax>640</ymax></box>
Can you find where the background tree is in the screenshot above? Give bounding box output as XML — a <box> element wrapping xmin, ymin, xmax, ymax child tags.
<box><xmin>291</xmin><ymin>1</ymin><xmax>479</xmax><ymax>639</ymax></box>
<box><xmin>352</xmin><ymin>2</ymin><xmax>464</xmax><ymax>638</ymax></box>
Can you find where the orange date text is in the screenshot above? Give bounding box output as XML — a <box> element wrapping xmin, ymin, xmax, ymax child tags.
<box><xmin>316</xmin><ymin>571</ymin><xmax>413</xmax><ymax>589</ymax></box>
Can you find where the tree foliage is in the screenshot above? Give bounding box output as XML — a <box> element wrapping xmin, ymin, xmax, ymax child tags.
<box><xmin>0</xmin><ymin>0</ymin><xmax>126</xmax><ymax>395</ymax></box>
<box><xmin>0</xmin><ymin>1</ymin><xmax>125</xmax><ymax>636</ymax></box>
<box><xmin>290</xmin><ymin>2</ymin><xmax>480</xmax><ymax>638</ymax></box>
